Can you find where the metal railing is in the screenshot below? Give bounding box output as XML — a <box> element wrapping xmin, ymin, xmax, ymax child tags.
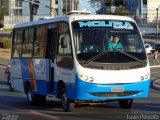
<box><xmin>3</xmin><ymin>15</ymin><xmax>49</xmax><ymax>29</ymax></box>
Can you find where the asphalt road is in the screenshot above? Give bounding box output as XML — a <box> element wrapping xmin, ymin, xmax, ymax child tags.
<box><xmin>0</xmin><ymin>57</ymin><xmax>160</xmax><ymax>120</ymax></box>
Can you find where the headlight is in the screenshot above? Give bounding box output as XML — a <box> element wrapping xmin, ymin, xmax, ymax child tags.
<box><xmin>140</xmin><ymin>73</ymin><xmax>150</xmax><ymax>81</ymax></box>
<box><xmin>78</xmin><ymin>74</ymin><xmax>94</xmax><ymax>82</ymax></box>
<box><xmin>140</xmin><ymin>76</ymin><xmax>144</xmax><ymax>81</ymax></box>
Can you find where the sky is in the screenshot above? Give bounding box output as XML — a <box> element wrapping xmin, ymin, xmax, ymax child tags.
<box><xmin>22</xmin><ymin>0</ymin><xmax>97</xmax><ymax>16</ymax></box>
<box><xmin>79</xmin><ymin>0</ymin><xmax>98</xmax><ymax>14</ymax></box>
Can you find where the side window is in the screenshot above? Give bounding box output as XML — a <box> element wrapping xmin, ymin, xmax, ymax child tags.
<box><xmin>12</xmin><ymin>27</ymin><xmax>46</xmax><ymax>58</ymax></box>
<box><xmin>33</xmin><ymin>43</ymin><xmax>45</xmax><ymax>57</ymax></box>
<box><xmin>33</xmin><ymin>27</ymin><xmax>46</xmax><ymax>58</ymax></box>
<box><xmin>56</xmin><ymin>23</ymin><xmax>73</xmax><ymax>69</ymax></box>
<box><xmin>22</xmin><ymin>43</ymin><xmax>33</xmax><ymax>57</ymax></box>
<box><xmin>58</xmin><ymin>33</ymin><xmax>71</xmax><ymax>54</ymax></box>
<box><xmin>13</xmin><ymin>30</ymin><xmax>23</xmax><ymax>58</ymax></box>
<box><xmin>22</xmin><ymin>28</ymin><xmax>34</xmax><ymax>57</ymax></box>
<box><xmin>14</xmin><ymin>30</ymin><xmax>23</xmax><ymax>43</ymax></box>
<box><xmin>13</xmin><ymin>44</ymin><xmax>22</xmax><ymax>58</ymax></box>
<box><xmin>127</xmin><ymin>35</ymin><xmax>143</xmax><ymax>53</ymax></box>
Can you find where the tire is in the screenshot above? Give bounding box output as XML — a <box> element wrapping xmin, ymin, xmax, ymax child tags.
<box><xmin>75</xmin><ymin>102</ymin><xmax>79</xmax><ymax>108</ymax></box>
<box><xmin>61</xmin><ymin>88</ymin><xmax>74</xmax><ymax>112</ymax></box>
<box><xmin>119</xmin><ymin>99</ymin><xmax>133</xmax><ymax>109</ymax></box>
<box><xmin>37</xmin><ymin>95</ymin><xmax>46</xmax><ymax>104</ymax></box>
<box><xmin>26</xmin><ymin>84</ymin><xmax>46</xmax><ymax>105</ymax></box>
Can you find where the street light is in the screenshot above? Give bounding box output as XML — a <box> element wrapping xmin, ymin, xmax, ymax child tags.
<box><xmin>156</xmin><ymin>5</ymin><xmax>160</xmax><ymax>42</ymax></box>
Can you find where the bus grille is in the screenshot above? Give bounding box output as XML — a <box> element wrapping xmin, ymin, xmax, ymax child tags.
<box><xmin>88</xmin><ymin>91</ymin><xmax>142</xmax><ymax>97</ymax></box>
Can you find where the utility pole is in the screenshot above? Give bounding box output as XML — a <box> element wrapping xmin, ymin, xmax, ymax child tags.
<box><xmin>156</xmin><ymin>7</ymin><xmax>160</xmax><ymax>43</ymax></box>
<box><xmin>70</xmin><ymin>0</ymin><xmax>74</xmax><ymax>11</ymax></box>
<box><xmin>65</xmin><ymin>0</ymin><xmax>67</xmax><ymax>13</ymax></box>
<box><xmin>135</xmin><ymin>0</ymin><xmax>139</xmax><ymax>19</ymax></box>
<box><xmin>50</xmin><ymin>0</ymin><xmax>54</xmax><ymax>17</ymax></box>
<box><xmin>1</xmin><ymin>6</ymin><xmax>5</xmax><ymax>24</ymax></box>
<box><xmin>29</xmin><ymin>0</ymin><xmax>33</xmax><ymax>21</ymax></box>
<box><xmin>74</xmin><ymin>0</ymin><xmax>79</xmax><ymax>10</ymax></box>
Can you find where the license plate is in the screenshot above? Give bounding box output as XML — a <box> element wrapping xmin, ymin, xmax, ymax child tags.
<box><xmin>111</xmin><ymin>88</ymin><xmax>124</xmax><ymax>92</ymax></box>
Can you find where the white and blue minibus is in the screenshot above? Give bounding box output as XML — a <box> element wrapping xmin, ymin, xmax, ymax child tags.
<box><xmin>10</xmin><ymin>11</ymin><xmax>150</xmax><ymax>111</ymax></box>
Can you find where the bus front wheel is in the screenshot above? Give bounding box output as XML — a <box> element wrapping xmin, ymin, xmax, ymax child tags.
<box><xmin>61</xmin><ymin>88</ymin><xmax>74</xmax><ymax>112</ymax></box>
<box><xmin>119</xmin><ymin>99</ymin><xmax>133</xmax><ymax>109</ymax></box>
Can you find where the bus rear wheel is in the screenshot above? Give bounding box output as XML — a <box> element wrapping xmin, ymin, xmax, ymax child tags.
<box><xmin>61</xmin><ymin>88</ymin><xmax>74</xmax><ymax>112</ymax></box>
<box><xmin>119</xmin><ymin>99</ymin><xmax>133</xmax><ymax>109</ymax></box>
<box><xmin>26</xmin><ymin>84</ymin><xmax>46</xmax><ymax>105</ymax></box>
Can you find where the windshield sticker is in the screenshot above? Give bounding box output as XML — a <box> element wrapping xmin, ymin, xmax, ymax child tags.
<box><xmin>78</xmin><ymin>21</ymin><xmax>134</xmax><ymax>30</ymax></box>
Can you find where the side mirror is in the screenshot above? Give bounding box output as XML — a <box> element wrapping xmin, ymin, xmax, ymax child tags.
<box><xmin>61</xmin><ymin>37</ymin><xmax>67</xmax><ymax>48</ymax></box>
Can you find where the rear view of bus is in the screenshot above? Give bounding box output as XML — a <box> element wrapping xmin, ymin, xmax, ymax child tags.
<box><xmin>72</xmin><ymin>16</ymin><xmax>150</xmax><ymax>109</ymax></box>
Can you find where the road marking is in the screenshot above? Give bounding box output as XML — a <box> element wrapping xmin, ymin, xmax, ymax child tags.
<box><xmin>0</xmin><ymin>104</ymin><xmax>59</xmax><ymax>120</ymax></box>
<box><xmin>145</xmin><ymin>105</ymin><xmax>160</xmax><ymax>108</ymax></box>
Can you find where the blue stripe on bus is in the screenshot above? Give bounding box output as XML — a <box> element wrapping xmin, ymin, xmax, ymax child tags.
<box><xmin>75</xmin><ymin>74</ymin><xmax>150</xmax><ymax>100</ymax></box>
<box><xmin>29</xmin><ymin>80</ymin><xmax>47</xmax><ymax>95</ymax></box>
<box><xmin>21</xmin><ymin>59</ymin><xmax>30</xmax><ymax>78</ymax></box>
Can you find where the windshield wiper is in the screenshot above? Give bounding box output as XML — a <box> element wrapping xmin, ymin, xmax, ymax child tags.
<box><xmin>117</xmin><ymin>51</ymin><xmax>145</xmax><ymax>63</ymax></box>
<box><xmin>84</xmin><ymin>50</ymin><xmax>145</xmax><ymax>64</ymax></box>
<box><xmin>85</xmin><ymin>50</ymin><xmax>108</xmax><ymax>64</ymax></box>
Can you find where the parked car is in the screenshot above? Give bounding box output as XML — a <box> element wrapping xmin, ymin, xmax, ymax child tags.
<box><xmin>151</xmin><ymin>43</ymin><xmax>160</xmax><ymax>52</ymax></box>
<box><xmin>145</xmin><ymin>43</ymin><xmax>154</xmax><ymax>54</ymax></box>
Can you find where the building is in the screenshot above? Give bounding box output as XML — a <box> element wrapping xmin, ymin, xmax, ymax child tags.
<box><xmin>5</xmin><ymin>0</ymin><xmax>97</xmax><ymax>28</ymax></box>
<box><xmin>126</xmin><ymin>0</ymin><xmax>160</xmax><ymax>24</ymax></box>
<box><xmin>4</xmin><ymin>0</ymin><xmax>160</xmax><ymax>29</ymax></box>
<box><xmin>147</xmin><ymin>0</ymin><xmax>160</xmax><ymax>23</ymax></box>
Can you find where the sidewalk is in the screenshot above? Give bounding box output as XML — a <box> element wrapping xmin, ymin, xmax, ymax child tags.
<box><xmin>148</xmin><ymin>53</ymin><xmax>160</xmax><ymax>67</ymax></box>
<box><xmin>0</xmin><ymin>48</ymin><xmax>10</xmax><ymax>60</ymax></box>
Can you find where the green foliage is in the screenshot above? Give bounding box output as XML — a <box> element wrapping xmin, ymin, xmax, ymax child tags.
<box><xmin>0</xmin><ymin>29</ymin><xmax>12</xmax><ymax>33</ymax></box>
<box><xmin>114</xmin><ymin>6</ymin><xmax>130</xmax><ymax>16</ymax></box>
<box><xmin>0</xmin><ymin>38</ymin><xmax>11</xmax><ymax>48</ymax></box>
<box><xmin>0</xmin><ymin>0</ymin><xmax>9</xmax><ymax>23</ymax></box>
<box><xmin>105</xmin><ymin>0</ymin><xmax>113</xmax><ymax>6</ymax></box>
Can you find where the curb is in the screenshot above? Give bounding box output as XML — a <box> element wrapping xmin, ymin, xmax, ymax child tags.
<box><xmin>0</xmin><ymin>64</ymin><xmax>8</xmax><ymax>66</ymax></box>
<box><xmin>150</xmin><ymin>65</ymin><xmax>160</xmax><ymax>68</ymax></box>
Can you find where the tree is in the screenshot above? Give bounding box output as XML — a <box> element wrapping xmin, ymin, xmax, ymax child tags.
<box><xmin>0</xmin><ymin>0</ymin><xmax>9</xmax><ymax>23</ymax></box>
<box><xmin>114</xmin><ymin>5</ymin><xmax>130</xmax><ymax>16</ymax></box>
<box><xmin>89</xmin><ymin>0</ymin><xmax>130</xmax><ymax>15</ymax></box>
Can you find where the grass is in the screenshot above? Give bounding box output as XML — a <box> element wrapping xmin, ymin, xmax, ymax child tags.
<box><xmin>0</xmin><ymin>29</ymin><xmax>12</xmax><ymax>33</ymax></box>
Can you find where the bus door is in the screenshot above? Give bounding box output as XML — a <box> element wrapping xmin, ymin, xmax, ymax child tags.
<box><xmin>46</xmin><ymin>29</ymin><xmax>57</xmax><ymax>93</ymax></box>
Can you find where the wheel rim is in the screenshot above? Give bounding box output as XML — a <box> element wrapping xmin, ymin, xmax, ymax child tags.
<box><xmin>27</xmin><ymin>89</ymin><xmax>32</xmax><ymax>102</ymax></box>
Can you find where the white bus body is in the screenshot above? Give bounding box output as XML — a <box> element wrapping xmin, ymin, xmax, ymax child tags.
<box><xmin>10</xmin><ymin>12</ymin><xmax>150</xmax><ymax>111</ymax></box>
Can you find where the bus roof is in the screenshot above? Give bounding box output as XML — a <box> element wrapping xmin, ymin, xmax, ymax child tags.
<box><xmin>14</xmin><ymin>14</ymin><xmax>135</xmax><ymax>29</ymax></box>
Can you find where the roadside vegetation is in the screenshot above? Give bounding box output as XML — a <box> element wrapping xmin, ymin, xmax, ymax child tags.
<box><xmin>0</xmin><ymin>29</ymin><xmax>12</xmax><ymax>34</ymax></box>
<box><xmin>0</xmin><ymin>37</ymin><xmax>11</xmax><ymax>48</ymax></box>
<box><xmin>0</xmin><ymin>29</ymin><xmax>12</xmax><ymax>49</ymax></box>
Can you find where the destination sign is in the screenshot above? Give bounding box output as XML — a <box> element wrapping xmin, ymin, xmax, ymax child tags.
<box><xmin>78</xmin><ymin>21</ymin><xmax>134</xmax><ymax>30</ymax></box>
